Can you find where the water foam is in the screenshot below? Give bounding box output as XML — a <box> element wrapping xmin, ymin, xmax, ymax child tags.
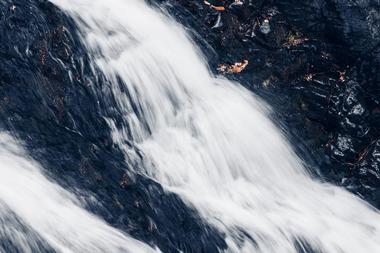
<box><xmin>0</xmin><ymin>133</ymin><xmax>158</xmax><ymax>253</ymax></box>
<box><xmin>49</xmin><ymin>0</ymin><xmax>380</xmax><ymax>252</ymax></box>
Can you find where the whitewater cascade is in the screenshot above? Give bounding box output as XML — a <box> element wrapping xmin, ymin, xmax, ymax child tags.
<box><xmin>0</xmin><ymin>134</ymin><xmax>159</xmax><ymax>253</ymax></box>
<box><xmin>8</xmin><ymin>0</ymin><xmax>379</xmax><ymax>252</ymax></box>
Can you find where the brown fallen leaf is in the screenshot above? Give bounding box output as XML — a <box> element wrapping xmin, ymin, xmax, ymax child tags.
<box><xmin>338</xmin><ymin>71</ymin><xmax>346</xmax><ymax>82</ymax></box>
<box><xmin>284</xmin><ymin>33</ymin><xmax>309</xmax><ymax>48</ymax></box>
<box><xmin>204</xmin><ymin>1</ymin><xmax>225</xmax><ymax>11</ymax></box>
<box><xmin>304</xmin><ymin>74</ymin><xmax>315</xmax><ymax>82</ymax></box>
<box><xmin>218</xmin><ymin>60</ymin><xmax>249</xmax><ymax>74</ymax></box>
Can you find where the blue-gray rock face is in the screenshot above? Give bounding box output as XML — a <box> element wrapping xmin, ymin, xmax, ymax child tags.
<box><xmin>0</xmin><ymin>0</ymin><xmax>379</xmax><ymax>252</ymax></box>
<box><xmin>0</xmin><ymin>1</ymin><xmax>226</xmax><ymax>252</ymax></box>
<box><xmin>158</xmin><ymin>0</ymin><xmax>380</xmax><ymax>207</ymax></box>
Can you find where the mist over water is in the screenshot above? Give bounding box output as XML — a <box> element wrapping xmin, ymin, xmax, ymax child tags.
<box><xmin>1</xmin><ymin>0</ymin><xmax>379</xmax><ymax>252</ymax></box>
<box><xmin>0</xmin><ymin>133</ymin><xmax>158</xmax><ymax>253</ymax></box>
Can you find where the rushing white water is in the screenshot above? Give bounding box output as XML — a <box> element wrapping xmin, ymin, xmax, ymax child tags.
<box><xmin>0</xmin><ymin>133</ymin><xmax>158</xmax><ymax>253</ymax></box>
<box><xmin>49</xmin><ymin>0</ymin><xmax>380</xmax><ymax>252</ymax></box>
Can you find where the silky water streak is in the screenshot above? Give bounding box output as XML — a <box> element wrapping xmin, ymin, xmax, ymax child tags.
<box><xmin>50</xmin><ymin>0</ymin><xmax>380</xmax><ymax>252</ymax></box>
<box><xmin>0</xmin><ymin>133</ymin><xmax>158</xmax><ymax>253</ymax></box>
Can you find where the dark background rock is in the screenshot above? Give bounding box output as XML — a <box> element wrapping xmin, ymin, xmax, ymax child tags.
<box><xmin>156</xmin><ymin>0</ymin><xmax>380</xmax><ymax>207</ymax></box>
<box><xmin>0</xmin><ymin>1</ymin><xmax>226</xmax><ymax>252</ymax></box>
<box><xmin>0</xmin><ymin>0</ymin><xmax>379</xmax><ymax>251</ymax></box>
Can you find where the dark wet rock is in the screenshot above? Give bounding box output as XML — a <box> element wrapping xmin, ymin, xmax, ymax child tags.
<box><xmin>155</xmin><ymin>0</ymin><xmax>380</xmax><ymax>207</ymax></box>
<box><xmin>276</xmin><ymin>0</ymin><xmax>380</xmax><ymax>58</ymax></box>
<box><xmin>0</xmin><ymin>0</ymin><xmax>380</xmax><ymax>251</ymax></box>
<box><xmin>0</xmin><ymin>1</ymin><xmax>226</xmax><ymax>252</ymax></box>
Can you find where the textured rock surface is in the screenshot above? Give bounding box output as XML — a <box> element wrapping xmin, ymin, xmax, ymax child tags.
<box><xmin>0</xmin><ymin>0</ymin><xmax>379</xmax><ymax>252</ymax></box>
<box><xmin>0</xmin><ymin>1</ymin><xmax>226</xmax><ymax>252</ymax></box>
<box><xmin>157</xmin><ymin>0</ymin><xmax>380</xmax><ymax>206</ymax></box>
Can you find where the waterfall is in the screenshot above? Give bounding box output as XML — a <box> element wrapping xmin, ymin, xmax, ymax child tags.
<box><xmin>0</xmin><ymin>134</ymin><xmax>158</xmax><ymax>253</ymax></box>
<box><xmin>9</xmin><ymin>0</ymin><xmax>380</xmax><ymax>252</ymax></box>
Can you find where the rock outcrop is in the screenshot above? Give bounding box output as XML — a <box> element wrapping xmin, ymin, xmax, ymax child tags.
<box><xmin>159</xmin><ymin>0</ymin><xmax>380</xmax><ymax>206</ymax></box>
<box><xmin>0</xmin><ymin>1</ymin><xmax>226</xmax><ymax>252</ymax></box>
